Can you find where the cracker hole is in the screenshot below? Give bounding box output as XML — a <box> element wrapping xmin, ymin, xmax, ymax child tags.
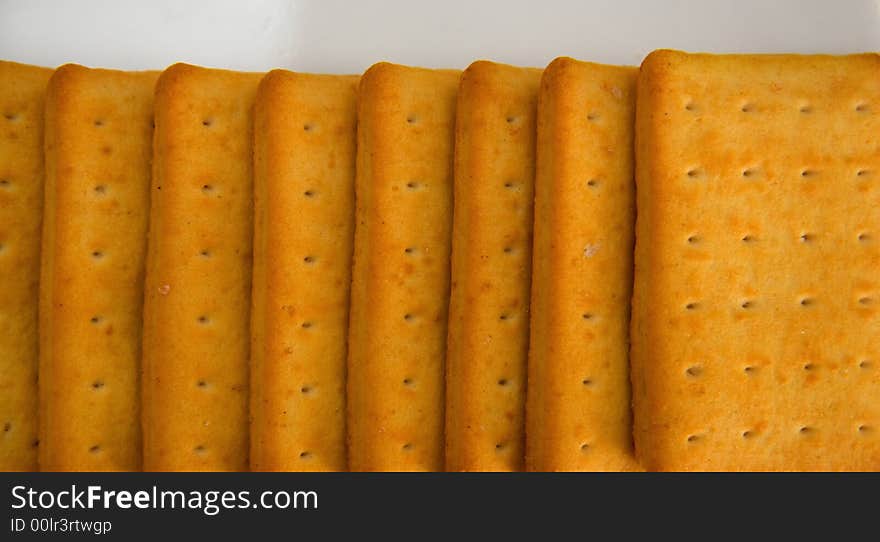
<box><xmin>858</xmin><ymin>425</ymin><xmax>872</xmax><ymax>434</ymax></box>
<box><xmin>582</xmin><ymin>313</ymin><xmax>593</xmax><ymax>320</ymax></box>
<box><xmin>741</xmin><ymin>300</ymin><xmax>752</xmax><ymax>309</ymax></box>
<box><xmin>742</xmin><ymin>168</ymin><xmax>756</xmax><ymax>178</ymax></box>
<box><xmin>587</xmin><ymin>112</ymin><xmax>599</xmax><ymax>121</ymax></box>
<box><xmin>858</xmin><ymin>233</ymin><xmax>870</xmax><ymax>242</ymax></box>
<box><xmin>799</xmin><ymin>105</ymin><xmax>812</xmax><ymax>113</ymax></box>
<box><xmin>495</xmin><ymin>443</ymin><xmax>505</xmax><ymax>450</ymax></box>
<box><xmin>101</xmin><ymin>146</ymin><xmax>112</xmax><ymax>155</ymax></box>
<box><xmin>2</xmin><ymin>422</ymin><xmax>9</xmax><ymax>433</ymax></box>
<box><xmin>93</xmin><ymin>184</ymin><xmax>107</xmax><ymax>195</ymax></box>
<box><xmin>406</xmin><ymin>181</ymin><xmax>421</xmax><ymax>190</ymax></box>
<box><xmin>299</xmin><ymin>451</ymin><xmax>311</xmax><ymax>458</ymax></box>
<box><xmin>406</xmin><ymin>115</ymin><xmax>418</xmax><ymax>124</ymax></box>
<box><xmin>403</xmin><ymin>313</ymin><xmax>414</xmax><ymax>322</ymax></box>
<box><xmin>0</xmin><ymin>179</ymin><xmax>9</xmax><ymax>188</ymax></box>
<box><xmin>197</xmin><ymin>380</ymin><xmax>208</xmax><ymax>389</ymax></box>
<box><xmin>89</xmin><ymin>445</ymin><xmax>101</xmax><ymax>454</ymax></box>
<box><xmin>197</xmin><ymin>315</ymin><xmax>210</xmax><ymax>325</ymax></box>
<box><xmin>91</xmin><ymin>380</ymin><xmax>104</xmax><ymax>390</ymax></box>
<box><xmin>800</xmin><ymin>169</ymin><xmax>815</xmax><ymax>178</ymax></box>
<box><xmin>741</xmin><ymin>103</ymin><xmax>754</xmax><ymax>113</ymax></box>
<box><xmin>687</xmin><ymin>235</ymin><xmax>699</xmax><ymax>244</ymax></box>
<box><xmin>800</xmin><ymin>233</ymin><xmax>813</xmax><ymax>242</ymax></box>
<box><xmin>300</xmin><ymin>386</ymin><xmax>312</xmax><ymax>394</ymax></box>
<box><xmin>744</xmin><ymin>366</ymin><xmax>755</xmax><ymax>375</ymax></box>
<box><xmin>194</xmin><ymin>445</ymin><xmax>206</xmax><ymax>454</ymax></box>
<box><xmin>504</xmin><ymin>181</ymin><xmax>515</xmax><ymax>189</ymax></box>
<box><xmin>800</xmin><ymin>297</ymin><xmax>813</xmax><ymax>307</ymax></box>
<box><xmin>799</xmin><ymin>426</ymin><xmax>812</xmax><ymax>434</ymax></box>
<box><xmin>684</xmin><ymin>102</ymin><xmax>695</xmax><ymax>112</ymax></box>
<box><xmin>497</xmin><ymin>378</ymin><xmax>509</xmax><ymax>386</ymax></box>
<box><xmin>687</xmin><ymin>435</ymin><xmax>700</xmax><ymax>443</ymax></box>
<box><xmin>199</xmin><ymin>249</ymin><xmax>211</xmax><ymax>258</ymax></box>
<box><xmin>859</xmin><ymin>296</ymin><xmax>873</xmax><ymax>306</ymax></box>
<box><xmin>685</xmin><ymin>366</ymin><xmax>702</xmax><ymax>377</ymax></box>
<box><xmin>855</xmin><ymin>103</ymin><xmax>869</xmax><ymax>112</ymax></box>
<box><xmin>201</xmin><ymin>184</ymin><xmax>214</xmax><ymax>194</ymax></box>
<box><xmin>686</xmin><ymin>169</ymin><xmax>700</xmax><ymax>178</ymax></box>
<box><xmin>90</xmin><ymin>316</ymin><xmax>102</xmax><ymax>324</ymax></box>
<box><xmin>582</xmin><ymin>378</ymin><xmax>593</xmax><ymax>387</ymax></box>
<box><xmin>91</xmin><ymin>250</ymin><xmax>104</xmax><ymax>260</ymax></box>
<box><xmin>506</xmin><ymin>115</ymin><xmax>518</xmax><ymax>124</ymax></box>
<box><xmin>402</xmin><ymin>443</ymin><xmax>412</xmax><ymax>451</ymax></box>
<box><xmin>4</xmin><ymin>112</ymin><xmax>18</xmax><ymax>121</ymax></box>
<box><xmin>503</xmin><ymin>246</ymin><xmax>513</xmax><ymax>254</ymax></box>
<box><xmin>94</xmin><ymin>119</ymin><xmax>104</xmax><ymax>127</ymax></box>
<box><xmin>403</xmin><ymin>378</ymin><xmax>414</xmax><ymax>387</ymax></box>
<box><xmin>303</xmin><ymin>123</ymin><xmax>314</xmax><ymax>132</ymax></box>
<box><xmin>202</xmin><ymin>118</ymin><xmax>213</xmax><ymax>127</ymax></box>
<box><xmin>304</xmin><ymin>190</ymin><xmax>315</xmax><ymax>198</ymax></box>
<box><xmin>587</xmin><ymin>179</ymin><xmax>598</xmax><ymax>188</ymax></box>
<box><xmin>857</xmin><ymin>169</ymin><xmax>869</xmax><ymax>177</ymax></box>
<box><xmin>499</xmin><ymin>313</ymin><xmax>511</xmax><ymax>321</ymax></box>
<box><xmin>803</xmin><ymin>363</ymin><xmax>815</xmax><ymax>371</ymax></box>
<box><xmin>742</xmin><ymin>430</ymin><xmax>753</xmax><ymax>439</ymax></box>
<box><xmin>741</xmin><ymin>235</ymin><xmax>754</xmax><ymax>242</ymax></box>
<box><xmin>859</xmin><ymin>360</ymin><xmax>872</xmax><ymax>369</ymax></box>
<box><xmin>685</xmin><ymin>302</ymin><xmax>698</xmax><ymax>311</ymax></box>
<box><xmin>580</xmin><ymin>443</ymin><xmax>590</xmax><ymax>452</ymax></box>
<box><xmin>303</xmin><ymin>255</ymin><xmax>316</xmax><ymax>264</ymax></box>
<box><xmin>301</xmin><ymin>321</ymin><xmax>313</xmax><ymax>329</ymax></box>
<box><xmin>404</xmin><ymin>247</ymin><xmax>416</xmax><ymax>255</ymax></box>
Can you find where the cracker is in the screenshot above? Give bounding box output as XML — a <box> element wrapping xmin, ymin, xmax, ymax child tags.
<box><xmin>347</xmin><ymin>62</ymin><xmax>460</xmax><ymax>471</ymax></box>
<box><xmin>0</xmin><ymin>61</ymin><xmax>51</xmax><ymax>471</ymax></box>
<box><xmin>39</xmin><ymin>64</ymin><xmax>157</xmax><ymax>471</ymax></box>
<box><xmin>526</xmin><ymin>57</ymin><xmax>639</xmax><ymax>471</ymax></box>
<box><xmin>632</xmin><ymin>50</ymin><xmax>880</xmax><ymax>471</ymax></box>
<box><xmin>143</xmin><ymin>64</ymin><xmax>260</xmax><ymax>471</ymax></box>
<box><xmin>445</xmin><ymin>61</ymin><xmax>540</xmax><ymax>471</ymax></box>
<box><xmin>250</xmin><ymin>70</ymin><xmax>358</xmax><ymax>472</ymax></box>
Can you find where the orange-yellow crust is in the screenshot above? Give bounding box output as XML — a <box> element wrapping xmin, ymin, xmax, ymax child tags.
<box><xmin>0</xmin><ymin>60</ymin><xmax>51</xmax><ymax>472</ymax></box>
<box><xmin>143</xmin><ymin>64</ymin><xmax>260</xmax><ymax>471</ymax></box>
<box><xmin>40</xmin><ymin>64</ymin><xmax>156</xmax><ymax>471</ymax></box>
<box><xmin>445</xmin><ymin>61</ymin><xmax>541</xmax><ymax>471</ymax></box>
<box><xmin>526</xmin><ymin>57</ymin><xmax>640</xmax><ymax>471</ymax></box>
<box><xmin>347</xmin><ymin>63</ymin><xmax>460</xmax><ymax>471</ymax></box>
<box><xmin>632</xmin><ymin>49</ymin><xmax>880</xmax><ymax>471</ymax></box>
<box><xmin>250</xmin><ymin>70</ymin><xmax>358</xmax><ymax>472</ymax></box>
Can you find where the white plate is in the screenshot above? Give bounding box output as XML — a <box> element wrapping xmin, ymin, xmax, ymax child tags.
<box><xmin>1</xmin><ymin>0</ymin><xmax>879</xmax><ymax>72</ymax></box>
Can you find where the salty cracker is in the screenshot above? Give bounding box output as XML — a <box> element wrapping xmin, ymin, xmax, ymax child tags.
<box><xmin>445</xmin><ymin>61</ymin><xmax>541</xmax><ymax>471</ymax></box>
<box><xmin>0</xmin><ymin>61</ymin><xmax>51</xmax><ymax>471</ymax></box>
<box><xmin>40</xmin><ymin>65</ymin><xmax>157</xmax><ymax>471</ymax></box>
<box><xmin>347</xmin><ymin>62</ymin><xmax>460</xmax><ymax>471</ymax></box>
<box><xmin>526</xmin><ymin>57</ymin><xmax>639</xmax><ymax>472</ymax></box>
<box><xmin>251</xmin><ymin>70</ymin><xmax>358</xmax><ymax>472</ymax></box>
<box><xmin>632</xmin><ymin>50</ymin><xmax>880</xmax><ymax>471</ymax></box>
<box><xmin>143</xmin><ymin>64</ymin><xmax>261</xmax><ymax>471</ymax></box>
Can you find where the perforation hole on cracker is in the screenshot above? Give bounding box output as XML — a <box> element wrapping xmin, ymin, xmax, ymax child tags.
<box><xmin>91</xmin><ymin>380</ymin><xmax>105</xmax><ymax>390</ymax></box>
<box><xmin>3</xmin><ymin>112</ymin><xmax>18</xmax><ymax>121</ymax></box>
<box><xmin>0</xmin><ymin>178</ymin><xmax>9</xmax><ymax>188</ymax></box>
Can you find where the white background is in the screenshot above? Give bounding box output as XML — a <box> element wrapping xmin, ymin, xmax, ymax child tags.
<box><xmin>1</xmin><ymin>0</ymin><xmax>880</xmax><ymax>72</ymax></box>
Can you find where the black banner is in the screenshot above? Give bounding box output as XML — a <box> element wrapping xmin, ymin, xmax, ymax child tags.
<box><xmin>1</xmin><ymin>473</ymin><xmax>874</xmax><ymax>539</ymax></box>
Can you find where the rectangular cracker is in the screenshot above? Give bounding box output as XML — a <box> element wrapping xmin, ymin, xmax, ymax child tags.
<box><xmin>445</xmin><ymin>61</ymin><xmax>541</xmax><ymax>471</ymax></box>
<box><xmin>40</xmin><ymin>65</ymin><xmax>157</xmax><ymax>471</ymax></box>
<box><xmin>250</xmin><ymin>70</ymin><xmax>358</xmax><ymax>471</ymax></box>
<box><xmin>347</xmin><ymin>62</ymin><xmax>460</xmax><ymax>471</ymax></box>
<box><xmin>526</xmin><ymin>57</ymin><xmax>639</xmax><ymax>471</ymax></box>
<box><xmin>143</xmin><ymin>64</ymin><xmax>261</xmax><ymax>471</ymax></box>
<box><xmin>633</xmin><ymin>50</ymin><xmax>880</xmax><ymax>471</ymax></box>
<box><xmin>0</xmin><ymin>61</ymin><xmax>51</xmax><ymax>471</ymax></box>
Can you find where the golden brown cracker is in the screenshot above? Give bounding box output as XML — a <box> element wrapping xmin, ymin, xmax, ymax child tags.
<box><xmin>40</xmin><ymin>64</ymin><xmax>156</xmax><ymax>471</ymax></box>
<box><xmin>445</xmin><ymin>60</ymin><xmax>540</xmax><ymax>471</ymax></box>
<box><xmin>0</xmin><ymin>60</ymin><xmax>51</xmax><ymax>471</ymax></box>
<box><xmin>526</xmin><ymin>57</ymin><xmax>639</xmax><ymax>472</ymax></box>
<box><xmin>347</xmin><ymin>62</ymin><xmax>460</xmax><ymax>471</ymax></box>
<box><xmin>143</xmin><ymin>64</ymin><xmax>260</xmax><ymax>471</ymax></box>
<box><xmin>251</xmin><ymin>70</ymin><xmax>358</xmax><ymax>471</ymax></box>
<box><xmin>632</xmin><ymin>50</ymin><xmax>880</xmax><ymax>471</ymax></box>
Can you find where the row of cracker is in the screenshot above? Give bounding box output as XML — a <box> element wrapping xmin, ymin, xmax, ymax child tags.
<box><xmin>2</xmin><ymin>49</ymin><xmax>877</xmax><ymax>472</ymax></box>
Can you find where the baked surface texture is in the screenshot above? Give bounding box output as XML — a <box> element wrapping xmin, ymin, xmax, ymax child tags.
<box><xmin>526</xmin><ymin>57</ymin><xmax>639</xmax><ymax>471</ymax></box>
<box><xmin>347</xmin><ymin>62</ymin><xmax>460</xmax><ymax>471</ymax></box>
<box><xmin>143</xmin><ymin>64</ymin><xmax>260</xmax><ymax>471</ymax></box>
<box><xmin>40</xmin><ymin>64</ymin><xmax>156</xmax><ymax>471</ymax></box>
<box><xmin>250</xmin><ymin>70</ymin><xmax>358</xmax><ymax>471</ymax></box>
<box><xmin>445</xmin><ymin>61</ymin><xmax>541</xmax><ymax>471</ymax></box>
<box><xmin>0</xmin><ymin>60</ymin><xmax>51</xmax><ymax>472</ymax></box>
<box><xmin>632</xmin><ymin>50</ymin><xmax>880</xmax><ymax>471</ymax></box>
